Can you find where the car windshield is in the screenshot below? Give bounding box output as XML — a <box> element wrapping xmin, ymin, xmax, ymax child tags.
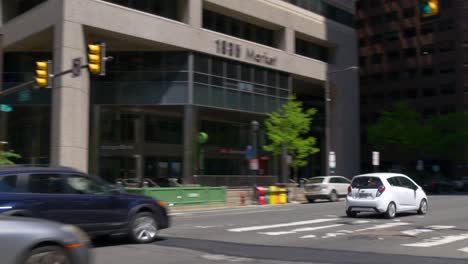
<box><xmin>351</xmin><ymin>177</ymin><xmax>383</xmax><ymax>189</ymax></box>
<box><xmin>308</xmin><ymin>177</ymin><xmax>325</xmax><ymax>184</ymax></box>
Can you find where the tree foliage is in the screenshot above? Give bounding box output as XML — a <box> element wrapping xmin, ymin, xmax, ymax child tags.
<box><xmin>0</xmin><ymin>150</ymin><xmax>21</xmax><ymax>165</ymax></box>
<box><xmin>263</xmin><ymin>96</ymin><xmax>320</xmax><ymax>170</ymax></box>
<box><xmin>368</xmin><ymin>102</ymin><xmax>468</xmax><ymax>160</ymax></box>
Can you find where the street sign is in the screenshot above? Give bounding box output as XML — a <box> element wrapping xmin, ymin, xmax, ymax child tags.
<box><xmin>249</xmin><ymin>159</ymin><xmax>259</xmax><ymax>170</ymax></box>
<box><xmin>245</xmin><ymin>145</ymin><xmax>254</xmax><ymax>160</ymax></box>
<box><xmin>372</xmin><ymin>151</ymin><xmax>380</xmax><ymax>166</ymax></box>
<box><xmin>0</xmin><ymin>104</ymin><xmax>12</xmax><ymax>112</ymax></box>
<box><xmin>329</xmin><ymin>151</ymin><xmax>336</xmax><ymax>169</ymax></box>
<box><xmin>18</xmin><ymin>90</ymin><xmax>32</xmax><ymax>102</ymax></box>
<box><xmin>72</xmin><ymin>57</ymin><xmax>82</xmax><ymax>77</ymax></box>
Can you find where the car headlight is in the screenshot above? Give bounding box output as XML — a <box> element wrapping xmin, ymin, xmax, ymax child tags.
<box><xmin>61</xmin><ymin>225</ymin><xmax>90</xmax><ymax>244</ymax></box>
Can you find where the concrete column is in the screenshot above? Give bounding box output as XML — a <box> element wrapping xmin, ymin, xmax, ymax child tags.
<box><xmin>179</xmin><ymin>0</ymin><xmax>202</xmax><ymax>28</ymax></box>
<box><xmin>0</xmin><ymin>0</ymin><xmax>3</xmax><ymax>26</ymax></box>
<box><xmin>329</xmin><ymin>73</ymin><xmax>360</xmax><ymax>177</ymax></box>
<box><xmin>277</xmin><ymin>28</ymin><xmax>295</xmax><ymax>54</ymax></box>
<box><xmin>51</xmin><ymin>20</ymin><xmax>89</xmax><ymax>172</ymax></box>
<box><xmin>183</xmin><ymin>105</ymin><xmax>198</xmax><ymax>184</ymax></box>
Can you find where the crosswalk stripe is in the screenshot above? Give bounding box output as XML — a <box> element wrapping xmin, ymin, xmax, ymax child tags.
<box><xmin>228</xmin><ymin>218</ymin><xmax>338</xmax><ymax>232</ymax></box>
<box><xmin>260</xmin><ymin>224</ymin><xmax>344</xmax><ymax>236</ymax></box>
<box><xmin>401</xmin><ymin>229</ymin><xmax>433</xmax><ymax>236</ymax></box>
<box><xmin>402</xmin><ymin>233</ymin><xmax>468</xmax><ymax>248</ymax></box>
<box><xmin>458</xmin><ymin>247</ymin><xmax>468</xmax><ymax>253</ymax></box>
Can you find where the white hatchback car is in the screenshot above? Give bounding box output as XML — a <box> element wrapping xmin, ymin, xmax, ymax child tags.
<box><xmin>304</xmin><ymin>176</ymin><xmax>351</xmax><ymax>202</ymax></box>
<box><xmin>346</xmin><ymin>173</ymin><xmax>428</xmax><ymax>219</ymax></box>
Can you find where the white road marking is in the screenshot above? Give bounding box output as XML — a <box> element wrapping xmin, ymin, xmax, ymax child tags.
<box><xmin>300</xmin><ymin>234</ymin><xmax>316</xmax><ymax>238</ymax></box>
<box><xmin>0</xmin><ymin>206</ymin><xmax>13</xmax><ymax>209</ymax></box>
<box><xmin>201</xmin><ymin>254</ymin><xmax>253</xmax><ymax>262</ymax></box>
<box><xmin>325</xmin><ymin>215</ymin><xmax>338</xmax><ymax>217</ymax></box>
<box><xmin>321</xmin><ymin>232</ymin><xmax>347</xmax><ymax>239</ymax></box>
<box><xmin>426</xmin><ymin>225</ymin><xmax>456</xmax><ymax>230</ymax></box>
<box><xmin>355</xmin><ymin>222</ymin><xmax>410</xmax><ymax>232</ymax></box>
<box><xmin>351</xmin><ymin>220</ymin><xmax>370</xmax><ymax>225</ymax></box>
<box><xmin>458</xmin><ymin>247</ymin><xmax>468</xmax><ymax>253</ymax></box>
<box><xmin>336</xmin><ymin>230</ymin><xmax>354</xmax><ymax>234</ymax></box>
<box><xmin>228</xmin><ymin>218</ymin><xmax>338</xmax><ymax>232</ymax></box>
<box><xmin>260</xmin><ymin>224</ymin><xmax>343</xmax><ymax>236</ymax></box>
<box><xmin>401</xmin><ymin>229</ymin><xmax>433</xmax><ymax>236</ymax></box>
<box><xmin>195</xmin><ymin>226</ymin><xmax>217</xmax><ymax>229</ymax></box>
<box><xmin>402</xmin><ymin>233</ymin><xmax>468</xmax><ymax>248</ymax></box>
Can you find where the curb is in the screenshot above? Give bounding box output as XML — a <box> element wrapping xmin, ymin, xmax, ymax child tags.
<box><xmin>168</xmin><ymin>201</ymin><xmax>303</xmax><ymax>213</ymax></box>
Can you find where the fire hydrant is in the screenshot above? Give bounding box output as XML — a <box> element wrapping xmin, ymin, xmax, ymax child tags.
<box><xmin>240</xmin><ymin>192</ymin><xmax>246</xmax><ymax>206</ymax></box>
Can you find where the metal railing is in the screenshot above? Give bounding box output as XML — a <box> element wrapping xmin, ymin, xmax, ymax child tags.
<box><xmin>193</xmin><ymin>175</ymin><xmax>277</xmax><ymax>187</ymax></box>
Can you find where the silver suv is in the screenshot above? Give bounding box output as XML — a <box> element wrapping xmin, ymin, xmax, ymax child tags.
<box><xmin>303</xmin><ymin>176</ymin><xmax>351</xmax><ymax>202</ymax></box>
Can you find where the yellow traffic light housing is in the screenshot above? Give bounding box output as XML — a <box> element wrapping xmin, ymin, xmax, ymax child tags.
<box><xmin>35</xmin><ymin>60</ymin><xmax>52</xmax><ymax>88</ymax></box>
<box><xmin>420</xmin><ymin>0</ymin><xmax>439</xmax><ymax>18</ymax></box>
<box><xmin>88</xmin><ymin>43</ymin><xmax>106</xmax><ymax>76</ymax></box>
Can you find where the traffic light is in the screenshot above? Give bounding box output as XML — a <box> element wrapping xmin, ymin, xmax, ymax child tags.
<box><xmin>35</xmin><ymin>60</ymin><xmax>52</xmax><ymax>88</ymax></box>
<box><xmin>87</xmin><ymin>43</ymin><xmax>106</xmax><ymax>76</ymax></box>
<box><xmin>420</xmin><ymin>0</ymin><xmax>439</xmax><ymax>18</ymax></box>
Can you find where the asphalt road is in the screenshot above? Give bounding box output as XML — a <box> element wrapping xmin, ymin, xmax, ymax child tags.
<box><xmin>93</xmin><ymin>195</ymin><xmax>468</xmax><ymax>264</ymax></box>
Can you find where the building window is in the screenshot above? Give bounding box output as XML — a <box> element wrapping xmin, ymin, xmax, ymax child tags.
<box><xmin>407</xmin><ymin>89</ymin><xmax>418</xmax><ymax>98</ymax></box>
<box><xmin>403</xmin><ymin>7</ymin><xmax>416</xmax><ymax>18</ymax></box>
<box><xmin>422</xmin><ymin>67</ymin><xmax>434</xmax><ymax>76</ymax></box>
<box><xmin>282</xmin><ymin>0</ymin><xmax>354</xmax><ymax>27</ymax></box>
<box><xmin>370</xmin><ymin>73</ymin><xmax>384</xmax><ymax>81</ymax></box>
<box><xmin>370</xmin><ymin>15</ymin><xmax>383</xmax><ymax>24</ymax></box>
<box><xmin>438</xmin><ymin>41</ymin><xmax>455</xmax><ymax>53</ymax></box>
<box><xmin>371</xmin><ymin>54</ymin><xmax>383</xmax><ymax>64</ymax></box>
<box><xmin>403</xmin><ymin>28</ymin><xmax>417</xmax><ymax>38</ymax></box>
<box><xmin>359</xmin><ymin>57</ymin><xmax>367</xmax><ymax>66</ymax></box>
<box><xmin>385</xmin><ymin>31</ymin><xmax>399</xmax><ymax>42</ymax></box>
<box><xmin>386</xmin><ymin>50</ymin><xmax>400</xmax><ymax>61</ymax></box>
<box><xmin>356</xmin><ymin>20</ymin><xmax>365</xmax><ymax>29</ymax></box>
<box><xmin>296</xmin><ymin>39</ymin><xmax>330</xmax><ymax>63</ymax></box>
<box><xmin>104</xmin><ymin>0</ymin><xmax>179</xmax><ymax>20</ymax></box>
<box><xmin>370</xmin><ymin>34</ymin><xmax>383</xmax><ymax>44</ymax></box>
<box><xmin>401</xmin><ymin>69</ymin><xmax>418</xmax><ymax>79</ymax></box>
<box><xmin>145</xmin><ymin>116</ymin><xmax>182</xmax><ymax>144</ymax></box>
<box><xmin>423</xmin><ymin>88</ymin><xmax>436</xmax><ymax>97</ymax></box>
<box><xmin>421</xmin><ymin>44</ymin><xmax>434</xmax><ymax>55</ymax></box>
<box><xmin>403</xmin><ymin>48</ymin><xmax>417</xmax><ymax>58</ymax></box>
<box><xmin>388</xmin><ymin>71</ymin><xmax>400</xmax><ymax>80</ymax></box>
<box><xmin>359</xmin><ymin>38</ymin><xmax>367</xmax><ymax>47</ymax></box>
<box><xmin>439</xmin><ymin>66</ymin><xmax>456</xmax><ymax>74</ymax></box>
<box><xmin>438</xmin><ymin>19</ymin><xmax>454</xmax><ymax>31</ymax></box>
<box><xmin>440</xmin><ymin>83</ymin><xmax>456</xmax><ymax>95</ymax></box>
<box><xmin>203</xmin><ymin>10</ymin><xmax>275</xmax><ymax>47</ymax></box>
<box><xmin>385</xmin><ymin>12</ymin><xmax>398</xmax><ymax>22</ymax></box>
<box><xmin>421</xmin><ymin>24</ymin><xmax>434</xmax><ymax>35</ymax></box>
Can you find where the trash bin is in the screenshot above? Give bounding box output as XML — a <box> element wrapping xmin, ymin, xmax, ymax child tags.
<box><xmin>254</xmin><ymin>186</ymin><xmax>267</xmax><ymax>205</ymax></box>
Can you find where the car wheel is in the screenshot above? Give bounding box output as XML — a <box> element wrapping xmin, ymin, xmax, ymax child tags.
<box><xmin>384</xmin><ymin>202</ymin><xmax>396</xmax><ymax>219</ymax></box>
<box><xmin>129</xmin><ymin>212</ymin><xmax>159</xmax><ymax>243</ymax></box>
<box><xmin>24</xmin><ymin>245</ymin><xmax>70</xmax><ymax>264</ymax></box>
<box><xmin>417</xmin><ymin>199</ymin><xmax>428</xmax><ymax>215</ymax></box>
<box><xmin>346</xmin><ymin>210</ymin><xmax>357</xmax><ymax>217</ymax></box>
<box><xmin>329</xmin><ymin>190</ymin><xmax>338</xmax><ymax>202</ymax></box>
<box><xmin>306</xmin><ymin>197</ymin><xmax>315</xmax><ymax>203</ymax></box>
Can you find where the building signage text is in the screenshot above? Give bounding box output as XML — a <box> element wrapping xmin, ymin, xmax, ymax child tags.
<box><xmin>215</xmin><ymin>39</ymin><xmax>277</xmax><ymax>66</ymax></box>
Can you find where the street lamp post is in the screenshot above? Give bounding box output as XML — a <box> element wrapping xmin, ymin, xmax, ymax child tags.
<box><xmin>325</xmin><ymin>66</ymin><xmax>358</xmax><ymax>176</ymax></box>
<box><xmin>250</xmin><ymin>120</ymin><xmax>259</xmax><ymax>185</ymax></box>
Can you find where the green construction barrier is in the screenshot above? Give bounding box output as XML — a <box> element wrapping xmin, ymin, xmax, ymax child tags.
<box><xmin>124</xmin><ymin>187</ymin><xmax>226</xmax><ymax>207</ymax></box>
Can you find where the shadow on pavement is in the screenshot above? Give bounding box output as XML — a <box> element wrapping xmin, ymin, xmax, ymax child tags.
<box><xmin>92</xmin><ymin>236</ymin><xmax>167</xmax><ymax>248</ymax></box>
<box><xmin>152</xmin><ymin>236</ymin><xmax>467</xmax><ymax>264</ymax></box>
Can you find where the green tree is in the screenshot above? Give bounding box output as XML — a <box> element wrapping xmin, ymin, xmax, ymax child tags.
<box><xmin>368</xmin><ymin>101</ymin><xmax>468</xmax><ymax>169</ymax></box>
<box><xmin>263</xmin><ymin>96</ymin><xmax>320</xmax><ymax>182</ymax></box>
<box><xmin>0</xmin><ymin>150</ymin><xmax>21</xmax><ymax>165</ymax></box>
<box><xmin>368</xmin><ymin>102</ymin><xmax>430</xmax><ymax>156</ymax></box>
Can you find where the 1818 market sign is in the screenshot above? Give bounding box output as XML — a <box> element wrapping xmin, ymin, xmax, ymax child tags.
<box><xmin>215</xmin><ymin>39</ymin><xmax>277</xmax><ymax>66</ymax></box>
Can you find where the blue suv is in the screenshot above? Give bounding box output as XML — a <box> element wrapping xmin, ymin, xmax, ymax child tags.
<box><xmin>0</xmin><ymin>166</ymin><xmax>169</xmax><ymax>243</ymax></box>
